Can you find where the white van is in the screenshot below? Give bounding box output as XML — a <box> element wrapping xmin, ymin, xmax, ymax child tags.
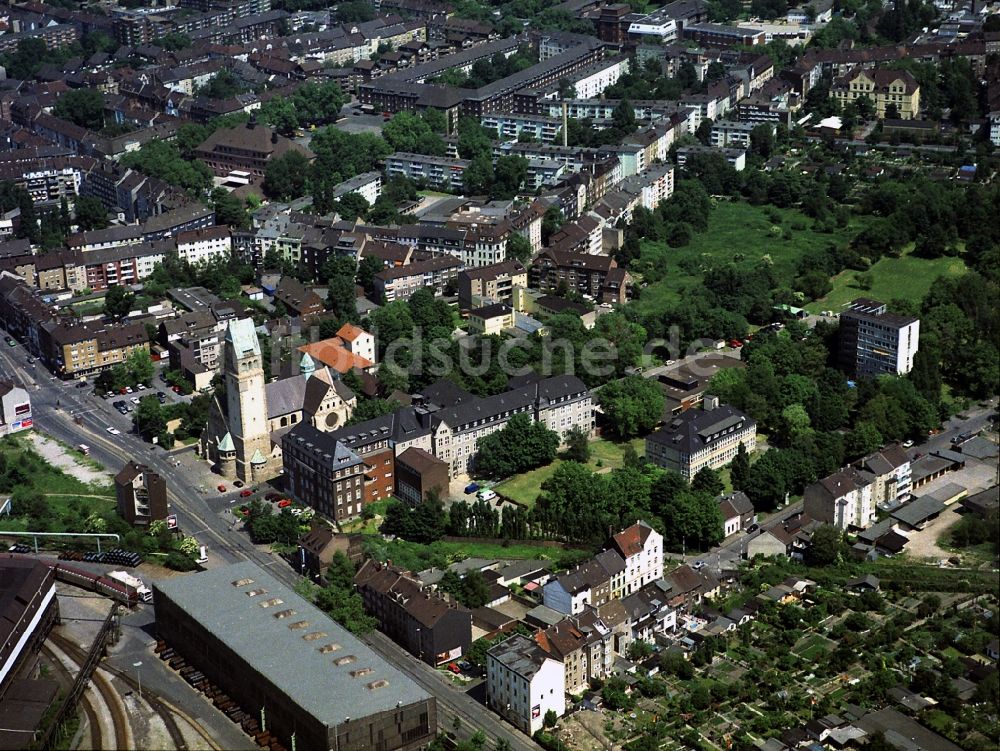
<box><xmin>477</xmin><ymin>489</ymin><xmax>497</xmax><ymax>502</ymax></box>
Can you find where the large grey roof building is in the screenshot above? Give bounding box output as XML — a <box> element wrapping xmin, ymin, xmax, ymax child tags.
<box><xmin>153</xmin><ymin>562</ymin><xmax>436</xmax><ymax>751</ymax></box>
<box><xmin>645</xmin><ymin>400</ymin><xmax>756</xmax><ymax>479</ymax></box>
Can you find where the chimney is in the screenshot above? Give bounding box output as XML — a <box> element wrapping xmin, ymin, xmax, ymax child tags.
<box><xmin>562</xmin><ymin>102</ymin><xmax>568</xmax><ymax>148</ymax></box>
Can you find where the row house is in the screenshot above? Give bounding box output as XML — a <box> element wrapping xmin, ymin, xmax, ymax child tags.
<box><xmin>803</xmin><ymin>443</ymin><xmax>911</xmax><ymax>530</ymax></box>
<box><xmin>548</xmin><ymin>214</ymin><xmax>603</xmax><ymax>256</ymax></box>
<box><xmin>620</xmin><ymin>579</ymin><xmax>679</xmax><ymax>644</ymax></box>
<box><xmin>535</xmin><ymin>614</ymin><xmax>615</xmax><ymax>695</ymax></box>
<box><xmin>543</xmin><ymin>522</ymin><xmax>664</xmax><ymax>614</ymax></box>
<box><xmin>374</xmin><ymin>255</ymin><xmax>464</xmax><ymax>302</ymax></box>
<box><xmin>353</xmin><ymin>560</ymin><xmax>472</xmax><ymax>666</ymax></box>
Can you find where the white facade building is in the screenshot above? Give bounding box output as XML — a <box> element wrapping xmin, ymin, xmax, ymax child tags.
<box><xmin>610</xmin><ymin>521</ymin><xmax>664</xmax><ymax>596</ymax></box>
<box><xmin>487</xmin><ymin>634</ymin><xmax>566</xmax><ymax>735</ymax></box>
<box><xmin>176</xmin><ymin>226</ymin><xmax>232</xmax><ymax>266</ymax></box>
<box><xmin>0</xmin><ymin>381</ymin><xmax>32</xmax><ymax>435</ymax></box>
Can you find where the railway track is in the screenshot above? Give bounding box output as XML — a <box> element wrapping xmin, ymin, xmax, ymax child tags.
<box><xmin>48</xmin><ymin>631</ymin><xmax>190</xmax><ymax>750</ymax></box>
<box><xmin>42</xmin><ymin>636</ymin><xmax>129</xmax><ymax>750</ymax></box>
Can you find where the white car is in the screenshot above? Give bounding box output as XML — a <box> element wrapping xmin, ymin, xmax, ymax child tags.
<box><xmin>106</xmin><ymin>427</ymin><xmax>121</xmax><ymax>435</ymax></box>
<box><xmin>130</xmin><ymin>396</ymin><xmax>141</xmax><ymax>404</ymax></box>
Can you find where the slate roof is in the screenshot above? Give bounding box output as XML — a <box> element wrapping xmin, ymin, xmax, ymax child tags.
<box><xmin>487</xmin><ymin>634</ymin><xmax>554</xmax><ymax>680</ymax></box>
<box><xmin>890</xmin><ymin>495</ymin><xmax>945</xmax><ymax>527</ymax></box>
<box><xmin>646</xmin><ymin>404</ymin><xmax>754</xmax><ymax>455</ymax></box>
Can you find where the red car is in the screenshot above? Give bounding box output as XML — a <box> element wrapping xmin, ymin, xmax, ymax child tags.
<box><xmin>119</xmin><ymin>387</ymin><xmax>128</xmax><ymax>394</ymax></box>
<box><xmin>447</xmin><ymin>663</ymin><xmax>461</xmax><ymax>674</ymax></box>
<box><xmin>240</xmin><ymin>489</ymin><xmax>253</xmax><ymax>497</ymax></box>
<box><xmin>729</xmin><ymin>339</ymin><xmax>744</xmax><ymax>348</ymax></box>
<box><xmin>217</xmin><ymin>484</ymin><xmax>227</xmax><ymax>492</ymax></box>
<box><xmin>277</xmin><ymin>499</ymin><xmax>292</xmax><ymax>508</ymax></box>
<box><xmin>172</xmin><ymin>385</ymin><xmax>182</xmax><ymax>394</ymax></box>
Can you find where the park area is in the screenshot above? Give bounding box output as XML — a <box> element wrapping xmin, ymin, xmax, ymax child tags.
<box><xmin>632</xmin><ymin>201</ymin><xmax>865</xmax><ymax>317</ymax></box>
<box><xmin>805</xmin><ymin>248</ymin><xmax>966</xmax><ymax>314</ymax></box>
<box><xmin>631</xmin><ymin>200</ymin><xmax>964</xmax><ymax>319</ymax></box>
<box><xmin>495</xmin><ymin>437</ymin><xmax>644</xmax><ymax>508</ymax></box>
<box><xmin>541</xmin><ymin>558</ymin><xmax>999</xmax><ymax>751</ymax></box>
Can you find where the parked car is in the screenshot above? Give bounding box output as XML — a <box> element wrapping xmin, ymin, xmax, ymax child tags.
<box><xmin>902</xmin><ymin>439</ymin><xmax>914</xmax><ymax>448</ymax></box>
<box><xmin>233</xmin><ymin>480</ymin><xmax>244</xmax><ymax>488</ymax></box>
<box><xmin>125</xmin><ymin>386</ymin><xmax>133</xmax><ymax>394</ymax></box>
<box><xmin>447</xmin><ymin>663</ymin><xmax>461</xmax><ymax>674</ymax></box>
<box><xmin>217</xmin><ymin>484</ymin><xmax>227</xmax><ymax>492</ymax></box>
<box><xmin>239</xmin><ymin>489</ymin><xmax>253</xmax><ymax>497</ymax></box>
<box><xmin>277</xmin><ymin>499</ymin><xmax>292</xmax><ymax>508</ymax></box>
<box><xmin>692</xmin><ymin>560</ymin><xmax>707</xmax><ymax>570</ymax></box>
<box><xmin>4</xmin><ymin>336</ymin><xmax>15</xmax><ymax>347</ymax></box>
<box><xmin>172</xmin><ymin>385</ymin><xmax>182</xmax><ymax>394</ymax></box>
<box><xmin>265</xmin><ymin>492</ymin><xmax>281</xmax><ymax>501</ymax></box>
<box><xmin>728</xmin><ymin>339</ymin><xmax>743</xmax><ymax>348</ymax></box>
<box><xmin>464</xmin><ymin>483</ymin><xmax>479</xmax><ymax>495</ymax></box>
<box><xmin>477</xmin><ymin>488</ymin><xmax>497</xmax><ymax>502</ymax></box>
<box><xmin>76</xmin><ymin>380</ymin><xmax>88</xmax><ymax>389</ymax></box>
<box><xmin>747</xmin><ymin>524</ymin><xmax>759</xmax><ymax>533</ymax></box>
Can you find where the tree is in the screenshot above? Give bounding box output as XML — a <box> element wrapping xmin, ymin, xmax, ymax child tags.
<box><xmin>506</xmin><ymin>232</ymin><xmax>532</xmax><ymax>264</ymax></box>
<box><xmin>611</xmin><ymin>99</ymin><xmax>637</xmax><ymax>133</ymax></box>
<box><xmin>562</xmin><ymin>425</ymin><xmax>590</xmax><ymax>464</ymax></box>
<box><xmin>658</xmin><ymin>489</ymin><xmax>724</xmax><ymax>551</ymax></box>
<box><xmin>808</xmin><ymin>524</ymin><xmax>845</xmax><ymax>566</ymax></box>
<box><xmin>211</xmin><ymin>187</ymin><xmax>249</xmax><ymax>229</ymax></box>
<box><xmin>597</xmin><ymin>377</ymin><xmax>664</xmax><ymax>439</ymax></box>
<box><xmin>74</xmin><ymin>196</ymin><xmax>109</xmax><ymax>231</ymax></box>
<box><xmin>543</xmin><ymin>710</ymin><xmax>557</xmax><ymax>729</ymax></box>
<box><xmin>263</xmin><ymin>150</ymin><xmax>311</xmax><ymax>200</ymax></box>
<box><xmin>439</xmin><ymin>570</ymin><xmax>491</xmax><ymax>608</ymax></box>
<box><xmin>54</xmin><ymin>89</ymin><xmax>105</xmax><ymax>131</ymax></box>
<box><xmin>475</xmin><ymin>413</ymin><xmax>559</xmax><ymax>479</ymax></box>
<box><xmin>731</xmin><ymin>442</ymin><xmax>750</xmax><ymax>491</ymax></box>
<box><xmin>104</xmin><ymin>285</ymin><xmax>135</xmax><ymax>321</ymax></box>
<box><xmin>463</xmin><ymin>153</ymin><xmax>494</xmax><ymax>196</ymax></box>
<box><xmin>692</xmin><ymin>466</ymin><xmax>724</xmax><ymax>496</ymax></box>
<box><xmin>749</xmin><ymin>124</ymin><xmax>775</xmax><ymax>159</ymax></box>
<box><xmin>336</xmin><ymin>192</ymin><xmax>370</xmax><ymax>221</ymax></box>
<box><xmin>133</xmin><ymin>395</ymin><xmax>166</xmax><ymax>438</ymax></box>
<box><xmin>382</xmin><ymin>111</ymin><xmax>446</xmax><ymax>156</ymax></box>
<box><xmin>126</xmin><ymin>349</ymin><xmax>155</xmax><ymax>385</ymax></box>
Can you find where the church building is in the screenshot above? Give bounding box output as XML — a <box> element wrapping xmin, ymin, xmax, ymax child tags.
<box><xmin>201</xmin><ymin>319</ymin><xmax>356</xmax><ymax>483</ymax></box>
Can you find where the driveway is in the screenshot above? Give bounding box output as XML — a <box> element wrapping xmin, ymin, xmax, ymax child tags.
<box><xmin>901</xmin><ymin>504</ymin><xmax>963</xmax><ymax>562</ymax></box>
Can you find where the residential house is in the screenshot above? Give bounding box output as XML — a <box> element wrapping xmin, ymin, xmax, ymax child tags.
<box><xmin>458</xmin><ymin>260</ymin><xmax>528</xmax><ymax>309</ymax></box>
<box><xmin>609</xmin><ymin>521</ymin><xmax>664</xmax><ymax>597</ymax></box>
<box><xmin>487</xmin><ymin>634</ymin><xmax>566</xmax><ymax>735</ymax></box>
<box><xmin>354</xmin><ymin>560</ymin><xmax>472</xmax><ymax>666</ymax></box>
<box><xmin>114</xmin><ymin>461</ymin><xmax>168</xmax><ymax>527</ymax></box>
<box><xmin>468</xmin><ymin>303</ymin><xmax>515</xmax><ymax>336</ymax></box>
<box><xmin>718</xmin><ymin>490</ymin><xmax>754</xmax><ymax>537</ymax></box>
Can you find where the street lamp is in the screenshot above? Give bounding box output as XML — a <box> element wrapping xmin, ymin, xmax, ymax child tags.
<box><xmin>133</xmin><ymin>661</ymin><xmax>143</xmax><ymax>700</ymax></box>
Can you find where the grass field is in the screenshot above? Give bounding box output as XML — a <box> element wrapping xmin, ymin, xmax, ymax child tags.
<box><xmin>364</xmin><ymin>537</ymin><xmax>592</xmax><ymax>573</ymax></box>
<box><xmin>805</xmin><ymin>249</ymin><xmax>966</xmax><ymax>314</ymax></box>
<box><xmin>495</xmin><ymin>437</ymin><xmax>645</xmax><ymax>508</ymax></box>
<box><xmin>633</xmin><ymin>201</ymin><xmax>865</xmax><ymax>317</ymax></box>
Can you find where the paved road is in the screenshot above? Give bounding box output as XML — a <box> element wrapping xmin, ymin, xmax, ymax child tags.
<box><xmin>0</xmin><ymin>341</ymin><xmax>539</xmax><ymax>750</ymax></box>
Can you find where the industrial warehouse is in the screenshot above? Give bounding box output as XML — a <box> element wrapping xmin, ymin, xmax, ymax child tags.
<box><xmin>153</xmin><ymin>563</ymin><xmax>437</xmax><ymax>751</ymax></box>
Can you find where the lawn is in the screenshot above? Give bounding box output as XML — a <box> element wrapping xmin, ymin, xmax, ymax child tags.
<box><xmin>495</xmin><ymin>437</ymin><xmax>645</xmax><ymax>508</ymax></box>
<box><xmin>0</xmin><ymin>435</ymin><xmax>115</xmax><ymax>536</ymax></box>
<box><xmin>363</xmin><ymin>537</ymin><xmax>592</xmax><ymax>573</ymax></box>
<box><xmin>632</xmin><ymin>201</ymin><xmax>866</xmax><ymax>318</ymax></box>
<box><xmin>806</xmin><ymin>249</ymin><xmax>966</xmax><ymax>314</ymax></box>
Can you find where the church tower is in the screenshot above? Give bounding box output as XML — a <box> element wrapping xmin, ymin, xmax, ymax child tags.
<box><xmin>223</xmin><ymin>319</ymin><xmax>271</xmax><ymax>482</ymax></box>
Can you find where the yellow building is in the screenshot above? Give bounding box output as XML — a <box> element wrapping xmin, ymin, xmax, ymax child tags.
<box><xmin>467</xmin><ymin>303</ymin><xmax>514</xmax><ymax>337</ymax></box>
<box><xmin>48</xmin><ymin>321</ymin><xmax>150</xmax><ymax>377</ymax></box>
<box><xmin>831</xmin><ymin>67</ymin><xmax>920</xmax><ymax>120</ymax></box>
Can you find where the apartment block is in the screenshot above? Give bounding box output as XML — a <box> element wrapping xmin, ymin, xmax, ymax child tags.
<box><xmin>176</xmin><ymin>225</ymin><xmax>232</xmax><ymax>266</ymax></box>
<box><xmin>374</xmin><ymin>256</ymin><xmax>464</xmax><ymax>302</ymax></box>
<box><xmin>837</xmin><ymin>298</ymin><xmax>920</xmax><ymax>377</ymax></box>
<box><xmin>458</xmin><ymin>260</ymin><xmax>528</xmax><ymax>309</ymax></box>
<box><xmin>645</xmin><ymin>398</ymin><xmax>756</xmax><ymax>480</ymax></box>
<box><xmin>354</xmin><ymin>560</ymin><xmax>472</xmax><ymax>666</ymax></box>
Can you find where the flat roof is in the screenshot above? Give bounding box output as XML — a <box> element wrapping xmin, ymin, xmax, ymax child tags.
<box><xmin>153</xmin><ymin>562</ymin><xmax>430</xmax><ymax>728</ymax></box>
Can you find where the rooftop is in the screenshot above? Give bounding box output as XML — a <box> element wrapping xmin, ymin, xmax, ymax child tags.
<box><xmin>153</xmin><ymin>562</ymin><xmax>430</xmax><ymax>727</ymax></box>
